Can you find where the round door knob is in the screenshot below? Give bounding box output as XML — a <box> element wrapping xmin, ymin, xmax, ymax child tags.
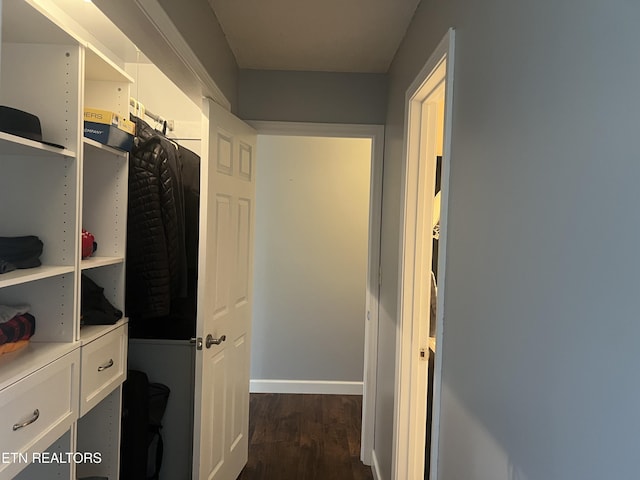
<box><xmin>206</xmin><ymin>334</ymin><xmax>227</xmax><ymax>348</ymax></box>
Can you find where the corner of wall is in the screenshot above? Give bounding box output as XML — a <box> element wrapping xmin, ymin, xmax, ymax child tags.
<box><xmin>371</xmin><ymin>449</ymin><xmax>383</xmax><ymax>480</ymax></box>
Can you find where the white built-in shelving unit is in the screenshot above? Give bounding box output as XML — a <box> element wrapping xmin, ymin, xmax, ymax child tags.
<box><xmin>0</xmin><ymin>1</ymin><xmax>133</xmax><ymax>478</ymax></box>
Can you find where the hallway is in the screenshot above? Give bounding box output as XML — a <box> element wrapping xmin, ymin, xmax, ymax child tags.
<box><xmin>237</xmin><ymin>394</ymin><xmax>373</xmax><ymax>480</ymax></box>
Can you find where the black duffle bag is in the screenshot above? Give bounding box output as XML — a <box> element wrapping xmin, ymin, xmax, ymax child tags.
<box><xmin>121</xmin><ymin>370</ymin><xmax>170</xmax><ymax>480</ymax></box>
<box><xmin>147</xmin><ymin>382</ymin><xmax>170</xmax><ymax>480</ymax></box>
<box><xmin>121</xmin><ymin>370</ymin><xmax>149</xmax><ymax>480</ymax></box>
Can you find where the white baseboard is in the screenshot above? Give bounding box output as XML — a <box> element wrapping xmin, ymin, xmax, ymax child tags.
<box><xmin>250</xmin><ymin>379</ymin><xmax>363</xmax><ymax>395</ymax></box>
<box><xmin>371</xmin><ymin>450</ymin><xmax>382</xmax><ymax>480</ymax></box>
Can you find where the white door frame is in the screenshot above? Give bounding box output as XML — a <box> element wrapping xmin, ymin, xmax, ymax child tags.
<box><xmin>247</xmin><ymin>120</ymin><xmax>384</xmax><ymax>466</ymax></box>
<box><xmin>392</xmin><ymin>29</ymin><xmax>455</xmax><ymax>480</ymax></box>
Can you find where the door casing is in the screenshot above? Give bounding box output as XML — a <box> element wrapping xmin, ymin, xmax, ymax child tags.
<box><xmin>248</xmin><ymin>120</ymin><xmax>384</xmax><ymax>466</ymax></box>
<box><xmin>392</xmin><ymin>28</ymin><xmax>456</xmax><ymax>480</ymax></box>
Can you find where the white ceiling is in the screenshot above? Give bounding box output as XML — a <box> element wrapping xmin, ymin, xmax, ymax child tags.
<box><xmin>208</xmin><ymin>0</ymin><xmax>420</xmax><ymax>73</ymax></box>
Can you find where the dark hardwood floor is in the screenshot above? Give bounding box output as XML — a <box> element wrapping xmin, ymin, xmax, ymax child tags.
<box><xmin>237</xmin><ymin>393</ymin><xmax>374</xmax><ymax>480</ymax></box>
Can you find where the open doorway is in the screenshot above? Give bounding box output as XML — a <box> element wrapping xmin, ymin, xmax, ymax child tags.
<box><xmin>393</xmin><ymin>29</ymin><xmax>455</xmax><ymax>480</ymax></box>
<box><xmin>247</xmin><ymin>121</ymin><xmax>384</xmax><ymax>466</ymax></box>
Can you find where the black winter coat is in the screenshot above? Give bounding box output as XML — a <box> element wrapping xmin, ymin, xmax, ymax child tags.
<box><xmin>126</xmin><ymin>116</ymin><xmax>187</xmax><ymax>319</ymax></box>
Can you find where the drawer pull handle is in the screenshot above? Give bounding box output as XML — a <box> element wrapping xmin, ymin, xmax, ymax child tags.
<box><xmin>13</xmin><ymin>409</ymin><xmax>40</xmax><ymax>431</ymax></box>
<box><xmin>98</xmin><ymin>359</ymin><xmax>114</xmax><ymax>372</ymax></box>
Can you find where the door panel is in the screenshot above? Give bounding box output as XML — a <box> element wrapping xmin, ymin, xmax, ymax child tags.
<box><xmin>213</xmin><ymin>194</ymin><xmax>232</xmax><ymax>319</ymax></box>
<box><xmin>217</xmin><ymin>132</ymin><xmax>233</xmax><ymax>174</ymax></box>
<box><xmin>194</xmin><ymin>99</ymin><xmax>257</xmax><ymax>480</ymax></box>
<box><xmin>206</xmin><ymin>348</ymin><xmax>227</xmax><ymax>477</ymax></box>
<box><xmin>239</xmin><ymin>141</ymin><xmax>253</xmax><ymax>181</ymax></box>
<box><xmin>235</xmin><ymin>199</ymin><xmax>252</xmax><ymax>305</ymax></box>
<box><xmin>229</xmin><ymin>334</ymin><xmax>248</xmax><ymax>449</ymax></box>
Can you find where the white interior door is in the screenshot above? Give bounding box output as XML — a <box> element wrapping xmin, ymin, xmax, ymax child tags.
<box><xmin>193</xmin><ymin>98</ymin><xmax>257</xmax><ymax>480</ymax></box>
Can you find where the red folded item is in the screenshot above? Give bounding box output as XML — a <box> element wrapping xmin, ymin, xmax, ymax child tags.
<box><xmin>82</xmin><ymin>229</ymin><xmax>97</xmax><ymax>258</ymax></box>
<box><xmin>0</xmin><ymin>313</ymin><xmax>35</xmax><ymax>345</ymax></box>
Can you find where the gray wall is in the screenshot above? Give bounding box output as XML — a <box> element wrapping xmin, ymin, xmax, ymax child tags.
<box><xmin>103</xmin><ymin>0</ymin><xmax>640</xmax><ymax>477</ymax></box>
<box><xmin>251</xmin><ymin>135</ymin><xmax>371</xmax><ymax>385</ymax></box>
<box><xmin>238</xmin><ymin>69</ymin><xmax>388</xmax><ymax>124</ymax></box>
<box><xmin>378</xmin><ymin>0</ymin><xmax>640</xmax><ymax>479</ymax></box>
<box><xmin>157</xmin><ymin>0</ymin><xmax>239</xmax><ymax>111</ymax></box>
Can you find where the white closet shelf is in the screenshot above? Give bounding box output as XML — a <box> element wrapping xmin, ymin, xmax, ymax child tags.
<box><xmin>79</xmin><ymin>317</ymin><xmax>128</xmax><ymax>345</ymax></box>
<box><xmin>0</xmin><ymin>1</ymin><xmax>130</xmax><ymax>477</ymax></box>
<box><xmin>85</xmin><ymin>44</ymin><xmax>134</xmax><ymax>83</ymax></box>
<box><xmin>429</xmin><ymin>336</ymin><xmax>436</xmax><ymax>353</ymax></box>
<box><xmin>0</xmin><ymin>131</ymin><xmax>76</xmax><ymax>158</ymax></box>
<box><xmin>83</xmin><ymin>137</ymin><xmax>129</xmax><ymax>158</ymax></box>
<box><xmin>0</xmin><ymin>265</ymin><xmax>75</xmax><ymax>289</ymax></box>
<box><xmin>0</xmin><ymin>341</ymin><xmax>78</xmax><ymax>392</ymax></box>
<box><xmin>81</xmin><ymin>256</ymin><xmax>124</xmax><ymax>270</ymax></box>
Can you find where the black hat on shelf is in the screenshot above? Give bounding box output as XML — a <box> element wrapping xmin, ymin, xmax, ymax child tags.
<box><xmin>0</xmin><ymin>105</ymin><xmax>65</xmax><ymax>149</ymax></box>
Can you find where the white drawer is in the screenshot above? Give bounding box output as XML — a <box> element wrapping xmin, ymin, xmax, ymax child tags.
<box><xmin>0</xmin><ymin>349</ymin><xmax>80</xmax><ymax>479</ymax></box>
<box><xmin>80</xmin><ymin>324</ymin><xmax>127</xmax><ymax>416</ymax></box>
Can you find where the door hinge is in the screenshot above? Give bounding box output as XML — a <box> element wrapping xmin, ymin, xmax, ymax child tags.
<box><xmin>190</xmin><ymin>337</ymin><xmax>203</xmax><ymax>350</ymax></box>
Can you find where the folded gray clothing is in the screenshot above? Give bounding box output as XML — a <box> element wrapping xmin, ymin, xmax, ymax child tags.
<box><xmin>0</xmin><ymin>304</ymin><xmax>31</xmax><ymax>323</ymax></box>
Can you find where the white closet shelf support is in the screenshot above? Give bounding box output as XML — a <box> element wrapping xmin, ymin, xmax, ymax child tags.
<box><xmin>0</xmin><ymin>342</ymin><xmax>78</xmax><ymax>392</ymax></box>
<box><xmin>80</xmin><ymin>256</ymin><xmax>124</xmax><ymax>270</ymax></box>
<box><xmin>83</xmin><ymin>137</ymin><xmax>129</xmax><ymax>158</ymax></box>
<box><xmin>79</xmin><ymin>317</ymin><xmax>128</xmax><ymax>346</ymax></box>
<box><xmin>0</xmin><ymin>266</ymin><xmax>75</xmax><ymax>289</ymax></box>
<box><xmin>0</xmin><ymin>132</ymin><xmax>76</xmax><ymax>158</ymax></box>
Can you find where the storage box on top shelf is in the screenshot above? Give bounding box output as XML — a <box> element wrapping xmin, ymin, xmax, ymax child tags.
<box><xmin>83</xmin><ymin>108</ymin><xmax>135</xmax><ymax>152</ymax></box>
